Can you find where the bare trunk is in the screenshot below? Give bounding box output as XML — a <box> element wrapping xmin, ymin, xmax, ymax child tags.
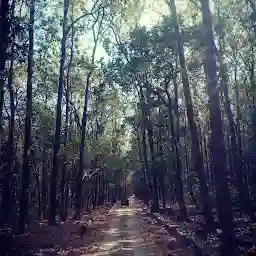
<box><xmin>74</xmin><ymin>72</ymin><xmax>91</xmax><ymax>219</ymax></box>
<box><xmin>199</xmin><ymin>0</ymin><xmax>236</xmax><ymax>253</ymax></box>
<box><xmin>74</xmin><ymin>10</ymin><xmax>104</xmax><ymax>218</ymax></box>
<box><xmin>0</xmin><ymin>0</ymin><xmax>10</xmax><ymax>130</ymax></box>
<box><xmin>166</xmin><ymin>88</ymin><xmax>187</xmax><ymax>220</ymax></box>
<box><xmin>219</xmin><ymin>45</ymin><xmax>253</xmax><ymax>218</ymax></box>
<box><xmin>60</xmin><ymin>3</ymin><xmax>74</xmax><ymax>221</ymax></box>
<box><xmin>0</xmin><ymin>57</ymin><xmax>14</xmax><ymax>226</ymax></box>
<box><xmin>138</xmin><ymin>88</ymin><xmax>152</xmax><ymax>193</ymax></box>
<box><xmin>41</xmin><ymin>152</ymin><xmax>47</xmax><ymax>217</ymax></box>
<box><xmin>41</xmin><ymin>90</ymin><xmax>48</xmax><ymax>217</ymax></box>
<box><xmin>145</xmin><ymin>86</ymin><xmax>159</xmax><ymax>210</ymax></box>
<box><xmin>234</xmin><ymin>52</ymin><xmax>247</xmax><ymax>190</ymax></box>
<box><xmin>36</xmin><ymin>173</ymin><xmax>41</xmax><ymax>219</ymax></box>
<box><xmin>167</xmin><ymin>0</ymin><xmax>214</xmax><ymax>227</ymax></box>
<box><xmin>157</xmin><ymin>114</ymin><xmax>166</xmax><ymax>209</ymax></box>
<box><xmin>19</xmin><ymin>0</ymin><xmax>35</xmax><ymax>232</ymax></box>
<box><xmin>49</xmin><ymin>0</ymin><xmax>69</xmax><ymax>225</ymax></box>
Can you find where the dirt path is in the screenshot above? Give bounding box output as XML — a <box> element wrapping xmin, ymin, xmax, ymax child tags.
<box><xmin>9</xmin><ymin>198</ymin><xmax>190</xmax><ymax>255</ymax></box>
<box><xmin>83</xmin><ymin>197</ymin><xmax>188</xmax><ymax>256</ymax></box>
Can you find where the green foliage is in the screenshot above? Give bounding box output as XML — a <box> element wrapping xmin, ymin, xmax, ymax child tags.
<box><xmin>3</xmin><ymin>0</ymin><xmax>256</xmax><ymax>228</ymax></box>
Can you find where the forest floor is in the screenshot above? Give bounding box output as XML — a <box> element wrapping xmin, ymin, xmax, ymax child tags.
<box><xmin>4</xmin><ymin>198</ymin><xmax>197</xmax><ymax>256</ymax></box>
<box><xmin>3</xmin><ymin>198</ymin><xmax>254</xmax><ymax>255</ymax></box>
<box><xmin>79</xmin><ymin>197</ymin><xmax>191</xmax><ymax>256</ymax></box>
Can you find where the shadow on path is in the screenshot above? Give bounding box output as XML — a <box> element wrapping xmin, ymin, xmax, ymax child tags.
<box><xmin>83</xmin><ymin>197</ymin><xmax>187</xmax><ymax>256</ymax></box>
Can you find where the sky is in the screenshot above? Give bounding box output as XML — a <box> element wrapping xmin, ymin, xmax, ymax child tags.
<box><xmin>79</xmin><ymin>0</ymin><xmax>170</xmax><ymax>61</ymax></box>
<box><xmin>89</xmin><ymin>0</ymin><xmax>202</xmax><ymax>61</ymax></box>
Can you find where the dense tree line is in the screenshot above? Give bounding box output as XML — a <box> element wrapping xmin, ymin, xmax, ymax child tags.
<box><xmin>105</xmin><ymin>0</ymin><xmax>256</xmax><ymax>254</ymax></box>
<box><xmin>0</xmin><ymin>0</ymin><xmax>131</xmax><ymax>231</ymax></box>
<box><xmin>0</xmin><ymin>0</ymin><xmax>256</xmax><ymax>254</ymax></box>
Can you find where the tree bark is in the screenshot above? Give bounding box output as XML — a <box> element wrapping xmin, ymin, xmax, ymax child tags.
<box><xmin>156</xmin><ymin>109</ymin><xmax>166</xmax><ymax>209</ymax></box>
<box><xmin>19</xmin><ymin>0</ymin><xmax>35</xmax><ymax>232</ymax></box>
<box><xmin>144</xmin><ymin>85</ymin><xmax>159</xmax><ymax>210</ymax></box>
<box><xmin>218</xmin><ymin>35</ymin><xmax>254</xmax><ymax>219</ymax></box>
<box><xmin>233</xmin><ymin>51</ymin><xmax>247</xmax><ymax>190</ymax></box>
<box><xmin>74</xmin><ymin>10</ymin><xmax>104</xmax><ymax>218</ymax></box>
<box><xmin>74</xmin><ymin>71</ymin><xmax>91</xmax><ymax>219</ymax></box>
<box><xmin>41</xmin><ymin>151</ymin><xmax>47</xmax><ymax>217</ymax></box>
<box><xmin>138</xmin><ymin>88</ymin><xmax>152</xmax><ymax>192</ymax></box>
<box><xmin>60</xmin><ymin>2</ymin><xmax>74</xmax><ymax>221</ymax></box>
<box><xmin>167</xmin><ymin>0</ymin><xmax>214</xmax><ymax>227</ymax></box>
<box><xmin>199</xmin><ymin>0</ymin><xmax>236</xmax><ymax>253</ymax></box>
<box><xmin>36</xmin><ymin>172</ymin><xmax>41</xmax><ymax>219</ymax></box>
<box><xmin>49</xmin><ymin>0</ymin><xmax>69</xmax><ymax>225</ymax></box>
<box><xmin>41</xmin><ymin>85</ymin><xmax>49</xmax><ymax>216</ymax></box>
<box><xmin>0</xmin><ymin>0</ymin><xmax>10</xmax><ymax>130</ymax></box>
<box><xmin>166</xmin><ymin>85</ymin><xmax>187</xmax><ymax>220</ymax></box>
<box><xmin>0</xmin><ymin>57</ymin><xmax>14</xmax><ymax>226</ymax></box>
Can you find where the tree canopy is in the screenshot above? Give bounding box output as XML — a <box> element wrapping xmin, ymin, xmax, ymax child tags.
<box><xmin>1</xmin><ymin>0</ymin><xmax>256</xmax><ymax>254</ymax></box>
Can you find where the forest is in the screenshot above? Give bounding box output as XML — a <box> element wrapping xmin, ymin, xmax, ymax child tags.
<box><xmin>1</xmin><ymin>0</ymin><xmax>256</xmax><ymax>255</ymax></box>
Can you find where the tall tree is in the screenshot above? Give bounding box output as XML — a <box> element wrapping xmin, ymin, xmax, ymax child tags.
<box><xmin>0</xmin><ymin>0</ymin><xmax>10</xmax><ymax>131</ymax></box>
<box><xmin>19</xmin><ymin>0</ymin><xmax>35</xmax><ymax>232</ymax></box>
<box><xmin>0</xmin><ymin>0</ymin><xmax>16</xmax><ymax>227</ymax></box>
<box><xmin>165</xmin><ymin>79</ymin><xmax>187</xmax><ymax>220</ymax></box>
<box><xmin>0</xmin><ymin>58</ymin><xmax>14</xmax><ymax>227</ymax></box>
<box><xmin>166</xmin><ymin>0</ymin><xmax>214</xmax><ymax>228</ymax></box>
<box><xmin>49</xmin><ymin>0</ymin><xmax>69</xmax><ymax>225</ymax></box>
<box><xmin>217</xmin><ymin>6</ymin><xmax>254</xmax><ymax>219</ymax></box>
<box><xmin>199</xmin><ymin>0</ymin><xmax>236</xmax><ymax>253</ymax></box>
<box><xmin>60</xmin><ymin>0</ymin><xmax>74</xmax><ymax>222</ymax></box>
<box><xmin>74</xmin><ymin>9</ymin><xmax>105</xmax><ymax>218</ymax></box>
<box><xmin>145</xmin><ymin>83</ymin><xmax>159</xmax><ymax>210</ymax></box>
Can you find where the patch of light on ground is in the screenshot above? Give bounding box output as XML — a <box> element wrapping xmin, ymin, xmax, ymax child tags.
<box><xmin>83</xmin><ymin>248</ymin><xmax>121</xmax><ymax>256</ymax></box>
<box><xmin>115</xmin><ymin>208</ymin><xmax>136</xmax><ymax>216</ymax></box>
<box><xmin>98</xmin><ymin>241</ymin><xmax>119</xmax><ymax>251</ymax></box>
<box><xmin>119</xmin><ymin>238</ymin><xmax>144</xmax><ymax>244</ymax></box>
<box><xmin>122</xmin><ymin>247</ymin><xmax>133</xmax><ymax>251</ymax></box>
<box><xmin>104</xmin><ymin>228</ymin><xmax>119</xmax><ymax>234</ymax></box>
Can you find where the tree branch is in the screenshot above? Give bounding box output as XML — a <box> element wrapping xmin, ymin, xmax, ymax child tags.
<box><xmin>150</xmin><ymin>87</ymin><xmax>168</xmax><ymax>106</ymax></box>
<box><xmin>65</xmin><ymin>1</ymin><xmax>113</xmax><ymax>37</ymax></box>
<box><xmin>62</xmin><ymin>93</ymin><xmax>81</xmax><ymax>129</ymax></box>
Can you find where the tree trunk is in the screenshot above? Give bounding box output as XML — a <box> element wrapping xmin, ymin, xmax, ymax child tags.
<box><xmin>166</xmin><ymin>88</ymin><xmax>187</xmax><ymax>220</ymax></box>
<box><xmin>202</xmin><ymin>133</ymin><xmax>211</xmax><ymax>185</ymax></box>
<box><xmin>41</xmin><ymin>87</ymin><xmax>48</xmax><ymax>217</ymax></box>
<box><xmin>138</xmin><ymin>89</ymin><xmax>152</xmax><ymax>193</ymax></box>
<box><xmin>74</xmin><ymin>10</ymin><xmax>104</xmax><ymax>217</ymax></box>
<box><xmin>36</xmin><ymin>173</ymin><xmax>41</xmax><ymax>219</ymax></box>
<box><xmin>19</xmin><ymin>0</ymin><xmax>35</xmax><ymax>232</ymax></box>
<box><xmin>60</xmin><ymin>3</ymin><xmax>74</xmax><ymax>221</ymax></box>
<box><xmin>167</xmin><ymin>0</ymin><xmax>214</xmax><ymax>227</ymax></box>
<box><xmin>158</xmin><ymin>120</ymin><xmax>166</xmax><ymax>210</ymax></box>
<box><xmin>234</xmin><ymin>53</ymin><xmax>249</xmax><ymax>192</ymax></box>
<box><xmin>74</xmin><ymin>71</ymin><xmax>91</xmax><ymax>219</ymax></box>
<box><xmin>233</xmin><ymin>51</ymin><xmax>243</xmax><ymax>167</ymax></box>
<box><xmin>173</xmin><ymin>58</ymin><xmax>180</xmax><ymax>140</ymax></box>
<box><xmin>219</xmin><ymin>42</ymin><xmax>253</xmax><ymax>218</ymax></box>
<box><xmin>0</xmin><ymin>57</ymin><xmax>14</xmax><ymax>226</ymax></box>
<box><xmin>183</xmin><ymin>116</ymin><xmax>190</xmax><ymax>190</ymax></box>
<box><xmin>199</xmin><ymin>0</ymin><xmax>236</xmax><ymax>253</ymax></box>
<box><xmin>144</xmin><ymin>85</ymin><xmax>159</xmax><ymax>210</ymax></box>
<box><xmin>49</xmin><ymin>0</ymin><xmax>69</xmax><ymax>225</ymax></box>
<box><xmin>41</xmin><ymin>153</ymin><xmax>47</xmax><ymax>217</ymax></box>
<box><xmin>136</xmin><ymin>127</ymin><xmax>146</xmax><ymax>183</ymax></box>
<box><xmin>0</xmin><ymin>0</ymin><xmax>10</xmax><ymax>130</ymax></box>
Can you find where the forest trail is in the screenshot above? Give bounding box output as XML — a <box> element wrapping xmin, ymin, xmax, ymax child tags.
<box><xmin>83</xmin><ymin>197</ymin><xmax>188</xmax><ymax>256</ymax></box>
<box><xmin>11</xmin><ymin>198</ymin><xmax>189</xmax><ymax>256</ymax></box>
